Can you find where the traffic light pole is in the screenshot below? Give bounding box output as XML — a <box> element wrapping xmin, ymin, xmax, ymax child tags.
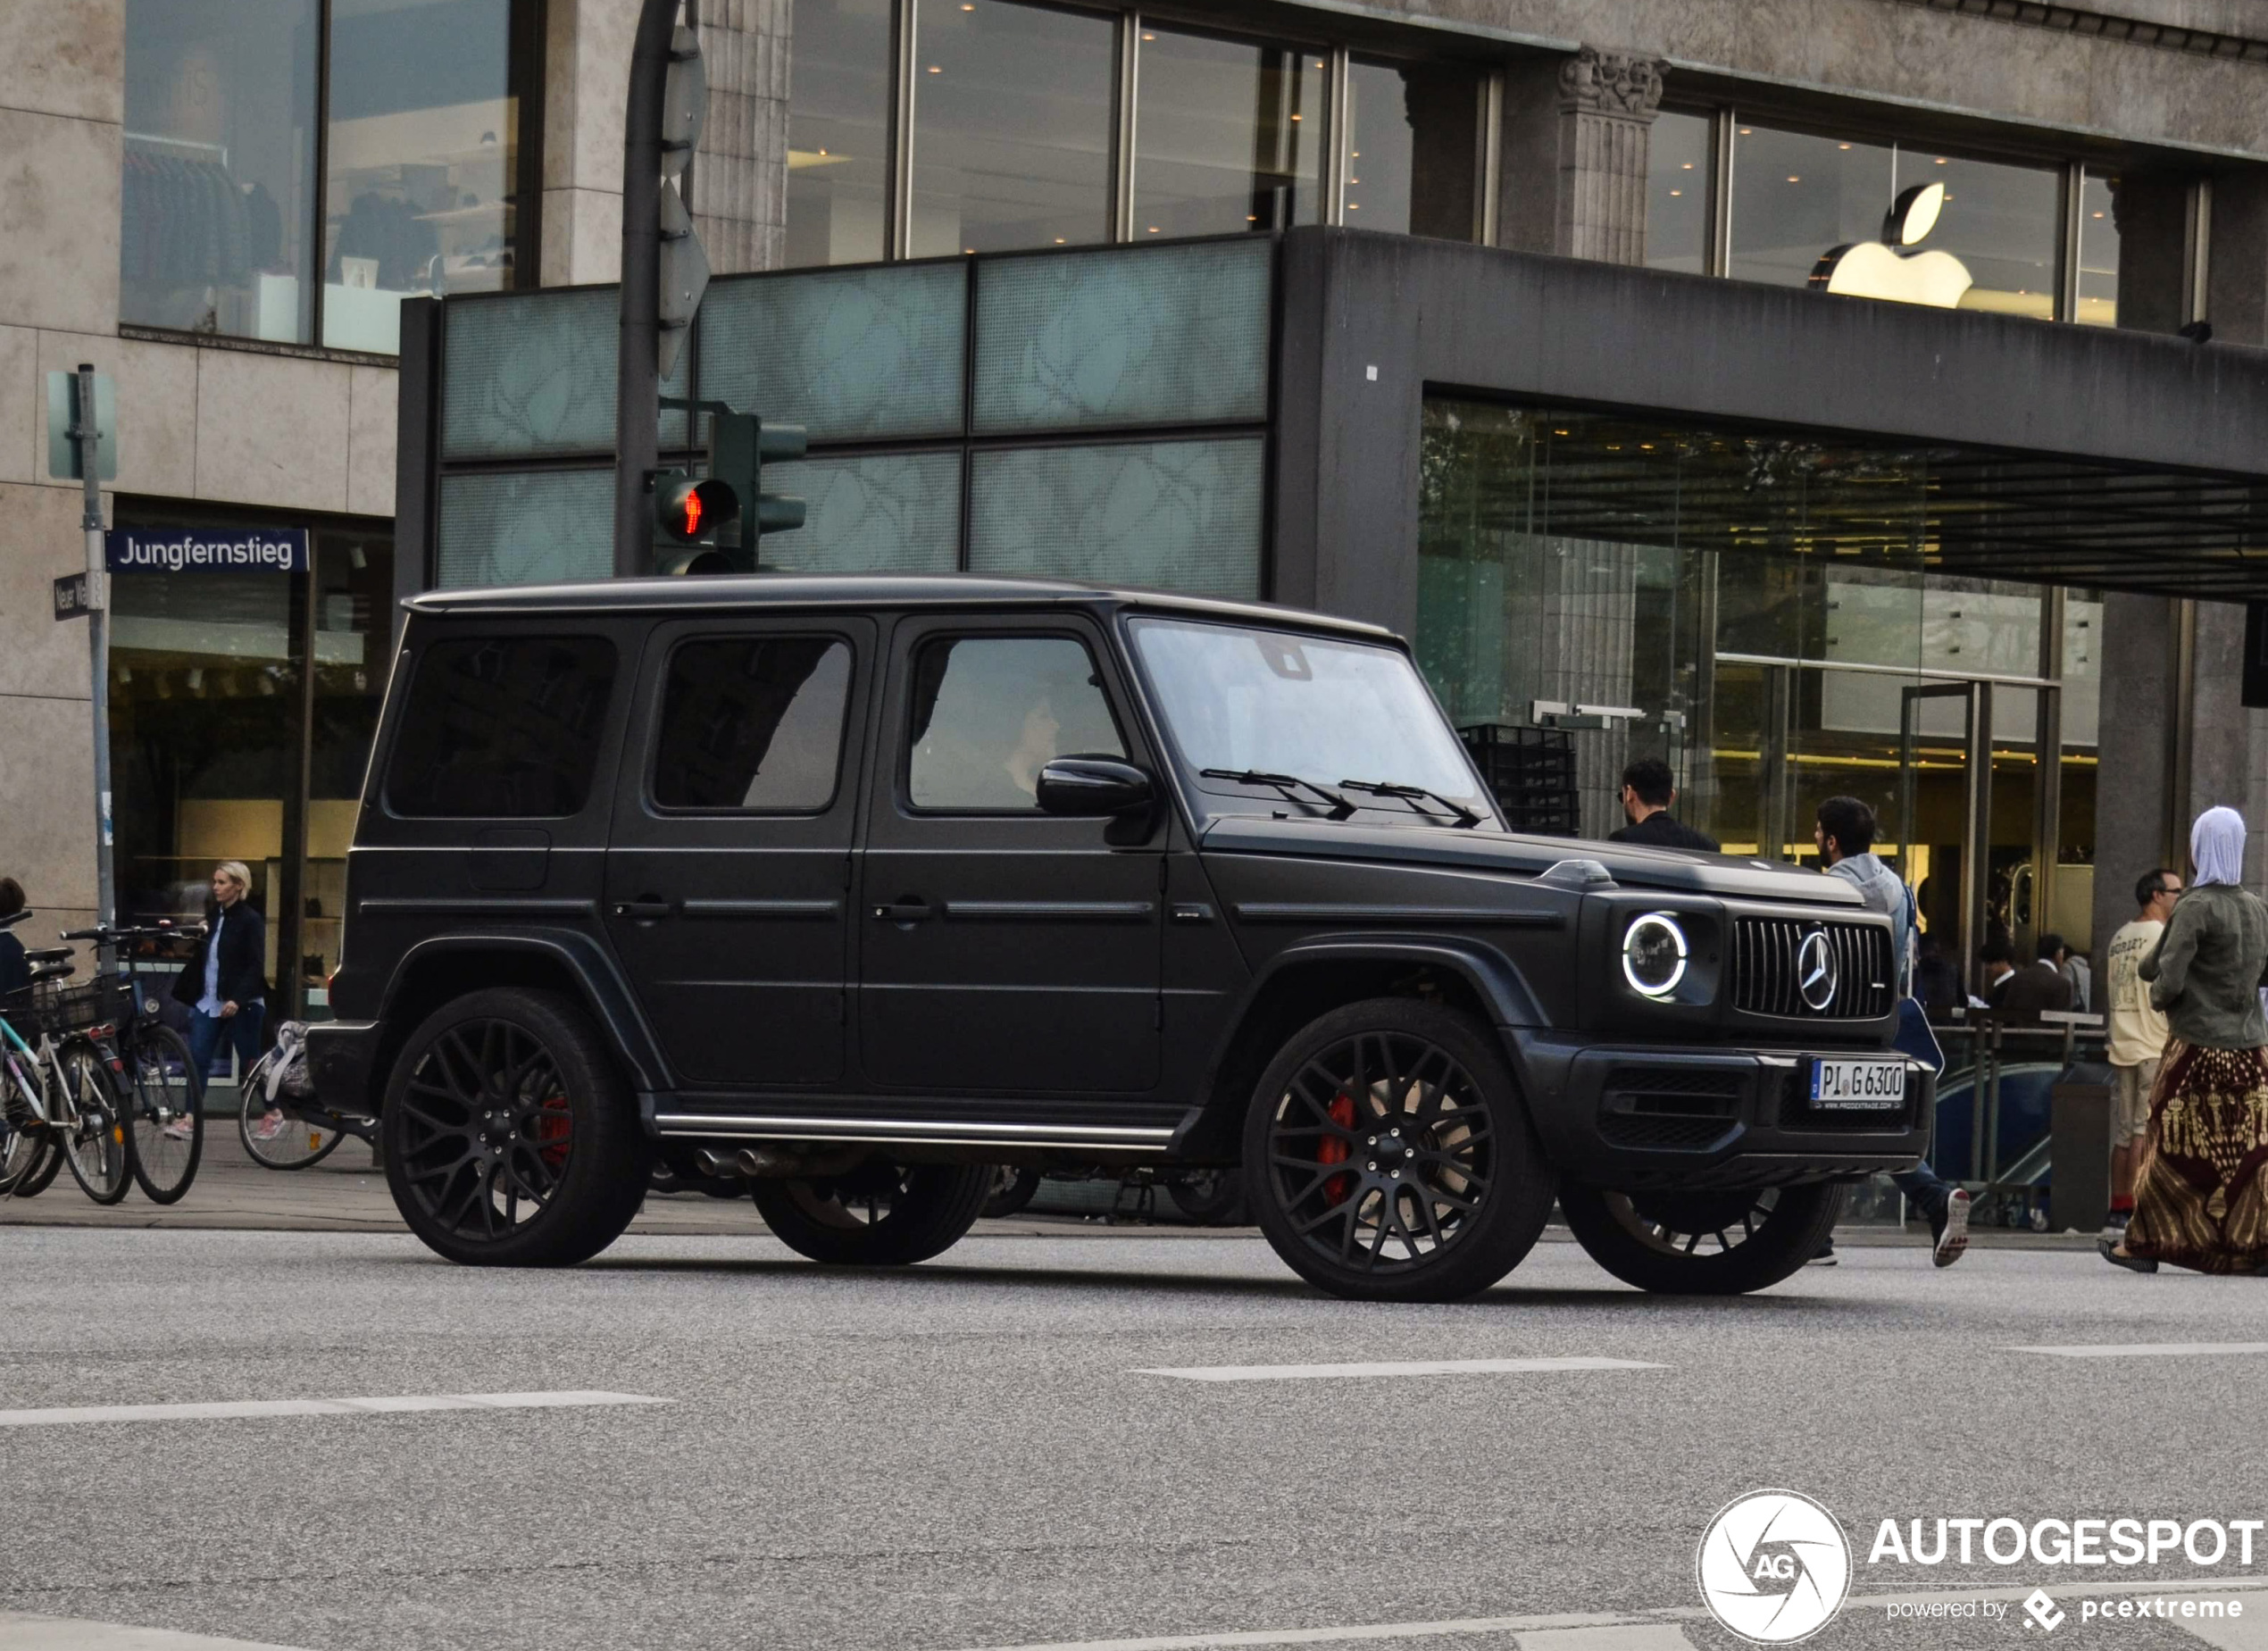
<box><xmin>72</xmin><ymin>363</ymin><xmax>115</xmax><ymax>931</ymax></box>
<box><xmin>614</xmin><ymin>0</ymin><xmax>681</xmax><ymax>579</ymax></box>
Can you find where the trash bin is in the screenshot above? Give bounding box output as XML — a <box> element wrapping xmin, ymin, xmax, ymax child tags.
<box><xmin>2049</xmin><ymin>1073</ymin><xmax>2114</xmax><ymax>1233</ymax></box>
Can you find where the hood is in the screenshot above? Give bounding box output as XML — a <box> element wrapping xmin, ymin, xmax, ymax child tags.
<box><xmin>1199</xmin><ymin>815</ymin><xmax>1865</xmax><ymax>906</ymax></box>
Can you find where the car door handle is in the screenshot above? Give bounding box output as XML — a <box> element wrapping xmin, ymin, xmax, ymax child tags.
<box><xmin>871</xmin><ymin>900</ymin><xmax>933</xmax><ymax>923</ymax></box>
<box><xmin>612</xmin><ymin>900</ymin><xmax>673</xmax><ymax>921</ymax></box>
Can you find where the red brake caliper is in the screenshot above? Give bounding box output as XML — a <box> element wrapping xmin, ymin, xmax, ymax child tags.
<box><xmin>533</xmin><ymin>1094</ymin><xmax>571</xmax><ymax>1171</ymax></box>
<box><xmin>1317</xmin><ymin>1092</ymin><xmax>1357</xmax><ymax>1205</ymax></box>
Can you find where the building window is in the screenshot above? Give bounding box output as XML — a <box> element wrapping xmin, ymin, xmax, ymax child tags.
<box><xmin>120</xmin><ymin>0</ymin><xmax>321</xmax><ymax>343</ymax></box>
<box><xmin>1133</xmin><ymin>28</ymin><xmax>1326</xmax><ymax>238</ymax></box>
<box><xmin>120</xmin><ymin>0</ymin><xmax>534</xmax><ymax>354</ymax></box>
<box><xmin>1646</xmin><ymin>109</ymin><xmax>1711</xmax><ymax>274</ymax></box>
<box><xmin>1345</xmin><ymin>58</ymin><xmax>1484</xmax><ymax>241</ymax></box>
<box><xmin>109</xmin><ymin>509</ymin><xmax>395</xmax><ymax>1021</ymax></box>
<box><xmin>2076</xmin><ymin>170</ymin><xmax>2120</xmax><ymax>327</ymax></box>
<box><xmin>784</xmin><ymin>0</ymin><xmax>894</xmax><ymax>267</ymax></box>
<box><xmin>911</xmin><ymin>0</ymin><xmax>1116</xmax><ymax>256</ymax></box>
<box><xmin>1725</xmin><ymin>120</ymin><xmax>2064</xmax><ymax>319</ymax></box>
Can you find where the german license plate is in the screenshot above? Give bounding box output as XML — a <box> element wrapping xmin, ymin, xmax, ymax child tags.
<box><xmin>1809</xmin><ymin>1056</ymin><xmax>1905</xmax><ymax>1110</ymax></box>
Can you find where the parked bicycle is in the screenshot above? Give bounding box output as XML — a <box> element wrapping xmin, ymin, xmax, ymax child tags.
<box><xmin>1</xmin><ymin>912</ymin><xmax>131</xmax><ymax>1205</ymax></box>
<box><xmin>61</xmin><ymin>921</ymin><xmax>206</xmax><ymax>1204</ymax></box>
<box><xmin>238</xmin><ymin>1021</ymin><xmax>376</xmax><ymax>1171</ymax></box>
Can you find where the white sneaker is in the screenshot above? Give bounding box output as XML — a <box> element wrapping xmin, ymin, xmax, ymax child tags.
<box><xmin>1933</xmin><ymin>1188</ymin><xmax>1972</xmax><ymax>1268</ymax></box>
<box><xmin>162</xmin><ymin>1117</ymin><xmax>195</xmax><ymax>1141</ymax></box>
<box><xmin>251</xmin><ymin>1112</ymin><xmax>286</xmax><ymax>1142</ymax></box>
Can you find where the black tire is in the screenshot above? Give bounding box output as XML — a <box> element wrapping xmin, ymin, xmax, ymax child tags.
<box><xmin>753</xmin><ymin>1160</ymin><xmax>990</xmax><ymax>1265</ymax></box>
<box><xmin>381</xmin><ymin>988</ymin><xmax>650</xmax><ymax>1267</ymax></box>
<box><xmin>59</xmin><ymin>1044</ymin><xmax>131</xmax><ymax>1205</ymax></box>
<box><xmin>1</xmin><ymin>1113</ymin><xmax>48</xmax><ymax>1197</ymax></box>
<box><xmin>127</xmin><ymin>1025</ymin><xmax>204</xmax><ymax>1205</ymax></box>
<box><xmin>1165</xmin><ymin>1166</ymin><xmax>1247</xmax><ymax>1225</ymax></box>
<box><xmin>1243</xmin><ymin>996</ymin><xmax>1556</xmax><ymax>1302</ymax></box>
<box><xmin>1559</xmin><ymin>1182</ymin><xmax>1847</xmax><ymax>1295</ymax></box>
<box><xmin>13</xmin><ymin>1126</ymin><xmax>63</xmax><ymax>1198</ymax></box>
<box><xmin>980</xmin><ymin>1164</ymin><xmax>1041</xmax><ymax>1219</ymax></box>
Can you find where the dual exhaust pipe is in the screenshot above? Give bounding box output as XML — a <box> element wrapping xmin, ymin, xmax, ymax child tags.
<box><xmin>694</xmin><ymin>1146</ymin><xmax>789</xmax><ymax>1180</ymax></box>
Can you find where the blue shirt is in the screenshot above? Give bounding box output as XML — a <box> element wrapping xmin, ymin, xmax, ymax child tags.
<box><xmin>197</xmin><ymin>909</ymin><xmax>228</xmax><ymax>1016</ymax></box>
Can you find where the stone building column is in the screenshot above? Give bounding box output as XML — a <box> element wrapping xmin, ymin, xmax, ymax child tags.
<box><xmin>1497</xmin><ymin>45</ymin><xmax>1669</xmax><ymax>266</ymax></box>
<box><xmin>688</xmin><ymin>0</ymin><xmax>793</xmax><ymax>275</ymax></box>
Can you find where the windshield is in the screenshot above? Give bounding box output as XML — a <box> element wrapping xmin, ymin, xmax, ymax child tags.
<box><xmin>1129</xmin><ymin>617</ymin><xmax>1495</xmax><ymax>825</ymax></box>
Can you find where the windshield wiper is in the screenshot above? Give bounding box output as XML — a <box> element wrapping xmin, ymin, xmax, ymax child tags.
<box><xmin>1339</xmin><ymin>778</ymin><xmax>1485</xmax><ymax>829</ymax></box>
<box><xmin>1200</xmin><ymin>768</ymin><xmax>1355</xmax><ymax>821</ymax></box>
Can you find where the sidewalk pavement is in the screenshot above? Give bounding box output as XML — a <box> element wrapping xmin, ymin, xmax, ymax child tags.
<box><xmin>0</xmin><ymin>1131</ymin><xmax>2103</xmax><ymax>1248</ymax></box>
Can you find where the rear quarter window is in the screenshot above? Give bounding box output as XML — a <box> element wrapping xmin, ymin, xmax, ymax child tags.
<box><xmin>385</xmin><ymin>634</ymin><xmax>619</xmax><ymax>818</ymax></box>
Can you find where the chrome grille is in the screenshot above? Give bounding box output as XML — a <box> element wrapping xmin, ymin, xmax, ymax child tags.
<box><xmin>1730</xmin><ymin>918</ymin><xmax>1894</xmax><ymax>1019</ymax></box>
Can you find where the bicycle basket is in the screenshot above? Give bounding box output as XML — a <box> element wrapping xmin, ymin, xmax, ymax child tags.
<box><xmin>1</xmin><ymin>973</ymin><xmax>135</xmax><ymax>1041</ymax></box>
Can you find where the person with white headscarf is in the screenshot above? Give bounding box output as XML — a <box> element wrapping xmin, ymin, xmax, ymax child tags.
<box><xmin>2105</xmin><ymin>806</ymin><xmax>2268</xmax><ymax>1273</ymax></box>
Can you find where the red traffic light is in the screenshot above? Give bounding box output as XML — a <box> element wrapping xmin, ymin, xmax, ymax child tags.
<box><xmin>651</xmin><ymin>471</ymin><xmax>738</xmax><ymax>546</ymax></box>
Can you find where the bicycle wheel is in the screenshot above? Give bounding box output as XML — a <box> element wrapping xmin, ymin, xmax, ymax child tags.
<box><xmin>2</xmin><ymin>1052</ymin><xmax>44</xmax><ymax>1195</ymax></box>
<box><xmin>127</xmin><ymin>1025</ymin><xmax>204</xmax><ymax>1204</ymax></box>
<box><xmin>58</xmin><ymin>1044</ymin><xmax>131</xmax><ymax>1205</ymax></box>
<box><xmin>238</xmin><ymin>1056</ymin><xmax>344</xmax><ymax>1171</ymax></box>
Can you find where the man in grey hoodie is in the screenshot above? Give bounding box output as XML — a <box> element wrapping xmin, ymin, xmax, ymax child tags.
<box><xmin>1811</xmin><ymin>795</ymin><xmax>1972</xmax><ymax>1269</ymax></box>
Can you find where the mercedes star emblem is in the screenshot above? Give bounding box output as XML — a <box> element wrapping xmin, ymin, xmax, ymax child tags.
<box><xmin>1796</xmin><ymin>930</ymin><xmax>1839</xmax><ymax>1012</ymax></box>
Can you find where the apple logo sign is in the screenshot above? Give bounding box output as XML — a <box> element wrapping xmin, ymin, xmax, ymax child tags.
<box><xmin>1808</xmin><ymin>182</ymin><xmax>1972</xmax><ymax>307</ymax></box>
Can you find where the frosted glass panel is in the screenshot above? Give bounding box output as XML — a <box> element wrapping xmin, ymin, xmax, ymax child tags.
<box><xmin>973</xmin><ymin>241</ymin><xmax>1272</xmax><ymax>433</ymax></box>
<box><xmin>698</xmin><ymin>263</ymin><xmax>966</xmax><ymax>443</ymax></box>
<box><xmin>755</xmin><ymin>453</ymin><xmax>963</xmax><ymax>575</ymax></box>
<box><xmin>969</xmin><ymin>439</ymin><xmax>1263</xmax><ymax>597</ymax></box>
<box><xmin>437</xmin><ymin>469</ymin><xmax>613</xmax><ymax>588</ymax></box>
<box><xmin>442</xmin><ymin>288</ymin><xmax>688</xmax><ymax>459</ymax></box>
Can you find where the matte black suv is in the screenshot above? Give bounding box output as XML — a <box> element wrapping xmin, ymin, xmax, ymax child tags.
<box><xmin>310</xmin><ymin>576</ymin><xmax>1930</xmax><ymax>1301</ymax></box>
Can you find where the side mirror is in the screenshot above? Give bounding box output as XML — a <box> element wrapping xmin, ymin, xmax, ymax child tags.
<box><xmin>1037</xmin><ymin>756</ymin><xmax>1155</xmax><ymax>817</ymax></box>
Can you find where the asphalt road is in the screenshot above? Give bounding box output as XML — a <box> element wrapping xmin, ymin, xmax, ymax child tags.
<box><xmin>6</xmin><ymin>1222</ymin><xmax>2268</xmax><ymax>1651</ymax></box>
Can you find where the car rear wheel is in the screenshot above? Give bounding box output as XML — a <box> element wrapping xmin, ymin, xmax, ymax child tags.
<box><xmin>381</xmin><ymin>988</ymin><xmax>649</xmax><ymax>1267</ymax></box>
<box><xmin>1559</xmin><ymin>1182</ymin><xmax>1844</xmax><ymax>1294</ymax></box>
<box><xmin>753</xmin><ymin>1160</ymin><xmax>991</xmax><ymax>1265</ymax></box>
<box><xmin>1243</xmin><ymin>997</ymin><xmax>1555</xmax><ymax>1302</ymax></box>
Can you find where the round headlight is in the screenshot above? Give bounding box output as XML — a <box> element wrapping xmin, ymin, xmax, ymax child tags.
<box><xmin>1622</xmin><ymin>912</ymin><xmax>1688</xmax><ymax>997</ymax></box>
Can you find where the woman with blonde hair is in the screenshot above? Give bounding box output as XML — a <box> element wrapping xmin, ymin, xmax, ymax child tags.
<box><xmin>171</xmin><ymin>862</ymin><xmax>272</xmax><ymax>1138</ymax></box>
<box><xmin>2105</xmin><ymin>806</ymin><xmax>2268</xmax><ymax>1273</ymax></box>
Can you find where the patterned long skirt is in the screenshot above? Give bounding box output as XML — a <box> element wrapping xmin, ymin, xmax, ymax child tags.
<box><xmin>2125</xmin><ymin>1039</ymin><xmax>2268</xmax><ymax>1274</ymax></box>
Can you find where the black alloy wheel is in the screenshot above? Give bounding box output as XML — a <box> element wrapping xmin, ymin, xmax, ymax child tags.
<box><xmin>753</xmin><ymin>1159</ymin><xmax>991</xmax><ymax>1265</ymax></box>
<box><xmin>382</xmin><ymin>988</ymin><xmax>649</xmax><ymax>1267</ymax></box>
<box><xmin>1558</xmin><ymin>1182</ymin><xmax>1846</xmax><ymax>1295</ymax></box>
<box><xmin>1244</xmin><ymin>997</ymin><xmax>1556</xmax><ymax>1302</ymax></box>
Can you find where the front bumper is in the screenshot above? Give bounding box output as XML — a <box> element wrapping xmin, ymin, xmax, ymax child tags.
<box><xmin>1508</xmin><ymin>1031</ymin><xmax>1933</xmax><ymax>1191</ymax></box>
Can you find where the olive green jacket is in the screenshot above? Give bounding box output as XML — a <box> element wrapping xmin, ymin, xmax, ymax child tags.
<box><xmin>2139</xmin><ymin>882</ymin><xmax>2268</xmax><ymax>1050</ymax></box>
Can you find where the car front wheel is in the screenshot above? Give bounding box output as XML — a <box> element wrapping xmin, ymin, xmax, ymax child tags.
<box><xmin>1243</xmin><ymin>997</ymin><xmax>1555</xmax><ymax>1302</ymax></box>
<box><xmin>382</xmin><ymin>988</ymin><xmax>650</xmax><ymax>1267</ymax></box>
<box><xmin>1559</xmin><ymin>1182</ymin><xmax>1844</xmax><ymax>1295</ymax></box>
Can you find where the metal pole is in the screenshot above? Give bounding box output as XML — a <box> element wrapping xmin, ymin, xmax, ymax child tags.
<box><xmin>614</xmin><ymin>0</ymin><xmax>682</xmax><ymax>579</ymax></box>
<box><xmin>73</xmin><ymin>363</ymin><xmax>114</xmax><ymax>933</ymax></box>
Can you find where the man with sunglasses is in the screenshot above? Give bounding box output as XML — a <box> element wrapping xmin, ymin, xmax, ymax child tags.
<box><xmin>2103</xmin><ymin>868</ymin><xmax>2182</xmax><ymax>1238</ymax></box>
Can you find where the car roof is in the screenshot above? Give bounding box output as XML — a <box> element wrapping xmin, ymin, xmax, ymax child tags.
<box><xmin>404</xmin><ymin>574</ymin><xmax>1399</xmax><ymax>642</ymax></box>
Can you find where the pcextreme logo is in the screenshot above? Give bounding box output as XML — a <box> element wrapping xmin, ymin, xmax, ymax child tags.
<box><xmin>1697</xmin><ymin>1489</ymin><xmax>1855</xmax><ymax>1644</ymax></box>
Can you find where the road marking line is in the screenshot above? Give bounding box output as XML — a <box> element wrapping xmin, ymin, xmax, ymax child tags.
<box><xmin>0</xmin><ymin>1390</ymin><xmax>668</xmax><ymax>1428</ymax></box>
<box><xmin>1133</xmin><ymin>1357</ymin><xmax>1663</xmax><ymax>1382</ymax></box>
<box><xmin>963</xmin><ymin>1616</ymin><xmax>1638</xmax><ymax>1651</ymax></box>
<box><xmin>0</xmin><ymin>1613</ymin><xmax>313</xmax><ymax>1649</ymax></box>
<box><xmin>2007</xmin><ymin>1343</ymin><xmax>2268</xmax><ymax>1359</ymax></box>
<box><xmin>1515</xmin><ymin>1630</ymin><xmax>1697</xmax><ymax>1651</ymax></box>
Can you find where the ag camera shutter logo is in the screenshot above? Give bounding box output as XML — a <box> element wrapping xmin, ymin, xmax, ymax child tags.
<box><xmin>1697</xmin><ymin>1489</ymin><xmax>1853</xmax><ymax>1643</ymax></box>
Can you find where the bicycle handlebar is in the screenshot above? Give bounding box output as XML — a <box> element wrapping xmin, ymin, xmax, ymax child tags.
<box><xmin>0</xmin><ymin>909</ymin><xmax>28</xmax><ymax>931</ymax></box>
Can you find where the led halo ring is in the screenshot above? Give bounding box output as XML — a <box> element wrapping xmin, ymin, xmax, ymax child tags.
<box><xmin>1621</xmin><ymin>911</ymin><xmax>1689</xmax><ymax>998</ymax></box>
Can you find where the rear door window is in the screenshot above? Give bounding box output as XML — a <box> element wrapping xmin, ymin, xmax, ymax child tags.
<box><xmin>386</xmin><ymin>635</ymin><xmax>619</xmax><ymax>818</ymax></box>
<box><xmin>650</xmin><ymin>636</ymin><xmax>854</xmax><ymax>812</ymax></box>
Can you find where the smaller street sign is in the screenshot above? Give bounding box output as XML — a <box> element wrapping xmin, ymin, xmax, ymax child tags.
<box><xmin>105</xmin><ymin>528</ymin><xmax>309</xmax><ymax>574</ymax></box>
<box><xmin>53</xmin><ymin>572</ymin><xmax>91</xmax><ymax>621</ymax></box>
<box><xmin>45</xmin><ymin>371</ymin><xmax>117</xmax><ymax>480</ymax></box>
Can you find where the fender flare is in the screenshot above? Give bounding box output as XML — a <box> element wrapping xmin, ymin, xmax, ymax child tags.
<box><xmin>376</xmin><ymin>929</ymin><xmax>671</xmax><ymax>1096</ymax></box>
<box><xmin>1172</xmin><ymin>933</ymin><xmax>1552</xmax><ymax>1155</ymax></box>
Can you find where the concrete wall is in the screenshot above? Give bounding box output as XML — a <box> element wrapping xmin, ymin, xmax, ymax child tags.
<box><xmin>0</xmin><ymin>0</ymin><xmax>396</xmax><ymax>938</ymax></box>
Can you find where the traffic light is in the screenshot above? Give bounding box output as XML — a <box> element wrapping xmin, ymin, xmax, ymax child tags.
<box><xmin>650</xmin><ymin>468</ymin><xmax>738</xmax><ymax>574</ymax></box>
<box><xmin>709</xmin><ymin>413</ymin><xmax>808</xmax><ymax>557</ymax></box>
